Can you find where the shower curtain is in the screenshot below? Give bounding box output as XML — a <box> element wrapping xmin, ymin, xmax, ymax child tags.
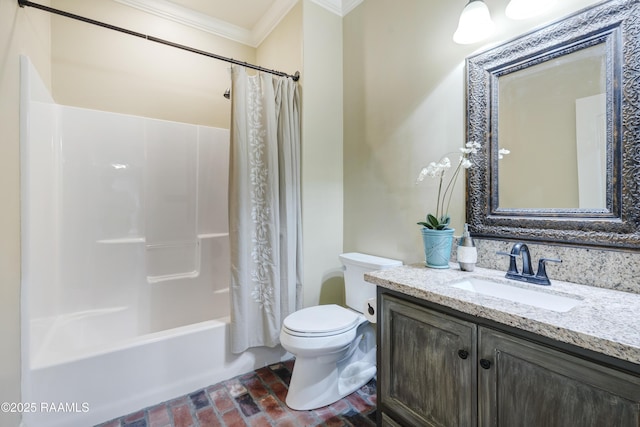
<box><xmin>229</xmin><ymin>66</ymin><xmax>302</xmax><ymax>353</ymax></box>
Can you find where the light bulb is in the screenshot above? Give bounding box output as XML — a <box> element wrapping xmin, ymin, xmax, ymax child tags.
<box><xmin>453</xmin><ymin>0</ymin><xmax>496</xmax><ymax>45</ymax></box>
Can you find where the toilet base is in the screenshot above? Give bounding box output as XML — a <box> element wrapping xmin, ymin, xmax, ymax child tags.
<box><xmin>285</xmin><ymin>323</ymin><xmax>376</xmax><ymax>410</ymax></box>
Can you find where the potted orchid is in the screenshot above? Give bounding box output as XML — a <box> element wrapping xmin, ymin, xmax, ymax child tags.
<box><xmin>416</xmin><ymin>141</ymin><xmax>482</xmax><ymax>229</ymax></box>
<box><xmin>416</xmin><ymin>141</ymin><xmax>481</xmax><ymax>268</ymax></box>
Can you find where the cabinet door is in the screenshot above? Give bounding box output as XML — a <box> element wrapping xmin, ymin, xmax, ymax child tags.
<box><xmin>478</xmin><ymin>327</ymin><xmax>640</xmax><ymax>427</ymax></box>
<box><xmin>380</xmin><ymin>295</ymin><xmax>477</xmax><ymax>427</ymax></box>
<box><xmin>380</xmin><ymin>412</ymin><xmax>404</xmax><ymax>427</ymax></box>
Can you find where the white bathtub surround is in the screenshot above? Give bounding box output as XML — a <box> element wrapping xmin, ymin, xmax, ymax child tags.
<box><xmin>229</xmin><ymin>66</ymin><xmax>302</xmax><ymax>354</ymax></box>
<box><xmin>20</xmin><ymin>56</ymin><xmax>286</xmax><ymax>427</ymax></box>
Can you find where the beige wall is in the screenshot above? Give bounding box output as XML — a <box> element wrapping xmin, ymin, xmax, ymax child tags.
<box><xmin>51</xmin><ymin>0</ymin><xmax>255</xmax><ymax>128</ymax></box>
<box><xmin>256</xmin><ymin>2</ymin><xmax>302</xmax><ymax>80</ymax></box>
<box><xmin>258</xmin><ymin>3</ymin><xmax>348</xmax><ymax>307</ymax></box>
<box><xmin>342</xmin><ymin>0</ymin><xmax>601</xmax><ymax>265</ymax></box>
<box><xmin>0</xmin><ymin>1</ymin><xmax>51</xmax><ymax>425</ymax></box>
<box><xmin>300</xmin><ymin>1</ymin><xmax>344</xmax><ymax>307</ymax></box>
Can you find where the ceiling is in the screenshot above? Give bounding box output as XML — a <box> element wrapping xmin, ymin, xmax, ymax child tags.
<box><xmin>114</xmin><ymin>0</ymin><xmax>363</xmax><ymax>47</ymax></box>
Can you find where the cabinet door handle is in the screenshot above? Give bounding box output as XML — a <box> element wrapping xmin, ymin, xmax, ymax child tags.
<box><xmin>457</xmin><ymin>349</ymin><xmax>469</xmax><ymax>359</ymax></box>
<box><xmin>479</xmin><ymin>359</ymin><xmax>492</xmax><ymax>369</ymax></box>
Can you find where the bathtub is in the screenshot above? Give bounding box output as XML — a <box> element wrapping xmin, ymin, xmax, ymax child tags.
<box><xmin>22</xmin><ymin>303</ymin><xmax>286</xmax><ymax>427</ymax></box>
<box><xmin>19</xmin><ymin>56</ymin><xmax>287</xmax><ymax>427</ymax></box>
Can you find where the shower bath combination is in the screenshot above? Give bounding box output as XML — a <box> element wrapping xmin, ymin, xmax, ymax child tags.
<box><xmin>19</xmin><ymin>56</ymin><xmax>286</xmax><ymax>427</ymax></box>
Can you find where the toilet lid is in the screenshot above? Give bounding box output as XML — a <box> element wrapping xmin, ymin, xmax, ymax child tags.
<box><xmin>283</xmin><ymin>304</ymin><xmax>360</xmax><ymax>336</ymax></box>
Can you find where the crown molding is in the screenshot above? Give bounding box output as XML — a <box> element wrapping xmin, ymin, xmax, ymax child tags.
<box><xmin>251</xmin><ymin>0</ymin><xmax>299</xmax><ymax>46</ymax></box>
<box><xmin>310</xmin><ymin>0</ymin><xmax>364</xmax><ymax>17</ymax></box>
<box><xmin>342</xmin><ymin>0</ymin><xmax>364</xmax><ymax>16</ymax></box>
<box><xmin>114</xmin><ymin>0</ymin><xmax>254</xmax><ymax>46</ymax></box>
<box><xmin>114</xmin><ymin>0</ymin><xmax>362</xmax><ymax>47</ymax></box>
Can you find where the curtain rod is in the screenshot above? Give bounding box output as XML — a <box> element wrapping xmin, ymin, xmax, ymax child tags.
<box><xmin>18</xmin><ymin>0</ymin><xmax>301</xmax><ymax>81</ymax></box>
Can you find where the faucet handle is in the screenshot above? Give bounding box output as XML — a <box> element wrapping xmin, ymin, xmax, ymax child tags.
<box><xmin>496</xmin><ymin>251</ymin><xmax>519</xmax><ymax>275</ymax></box>
<box><xmin>535</xmin><ymin>258</ymin><xmax>562</xmax><ymax>285</ymax></box>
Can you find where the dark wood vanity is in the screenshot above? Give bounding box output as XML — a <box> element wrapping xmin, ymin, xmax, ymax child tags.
<box><xmin>376</xmin><ymin>288</ymin><xmax>640</xmax><ymax>427</ymax></box>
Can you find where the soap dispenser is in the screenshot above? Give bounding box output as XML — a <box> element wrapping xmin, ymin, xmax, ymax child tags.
<box><xmin>457</xmin><ymin>223</ymin><xmax>477</xmax><ymax>272</ymax></box>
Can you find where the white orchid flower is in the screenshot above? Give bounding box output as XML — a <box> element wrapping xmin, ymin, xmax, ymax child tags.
<box><xmin>439</xmin><ymin>157</ymin><xmax>451</xmax><ymax>169</ymax></box>
<box><xmin>416</xmin><ymin>141</ymin><xmax>481</xmax><ymax>230</ymax></box>
<box><xmin>465</xmin><ymin>141</ymin><xmax>481</xmax><ymax>154</ymax></box>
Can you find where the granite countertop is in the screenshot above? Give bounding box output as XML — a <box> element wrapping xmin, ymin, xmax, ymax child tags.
<box><xmin>365</xmin><ymin>263</ymin><xmax>640</xmax><ymax>366</ymax></box>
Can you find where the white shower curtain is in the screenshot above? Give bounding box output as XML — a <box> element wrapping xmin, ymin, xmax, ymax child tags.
<box><xmin>229</xmin><ymin>66</ymin><xmax>302</xmax><ymax>353</ymax></box>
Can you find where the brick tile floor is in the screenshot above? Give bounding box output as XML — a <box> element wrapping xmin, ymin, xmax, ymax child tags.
<box><xmin>96</xmin><ymin>359</ymin><xmax>377</xmax><ymax>427</ymax></box>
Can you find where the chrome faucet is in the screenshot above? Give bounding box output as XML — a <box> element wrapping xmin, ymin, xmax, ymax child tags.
<box><xmin>497</xmin><ymin>242</ymin><xmax>562</xmax><ymax>286</ymax></box>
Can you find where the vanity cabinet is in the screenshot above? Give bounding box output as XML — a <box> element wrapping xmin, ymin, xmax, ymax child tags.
<box><xmin>379</xmin><ymin>293</ymin><xmax>477</xmax><ymax>426</ymax></box>
<box><xmin>378</xmin><ymin>292</ymin><xmax>640</xmax><ymax>427</ymax></box>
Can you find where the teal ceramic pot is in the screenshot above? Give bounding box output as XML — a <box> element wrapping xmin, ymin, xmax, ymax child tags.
<box><xmin>421</xmin><ymin>227</ymin><xmax>455</xmax><ymax>269</ymax></box>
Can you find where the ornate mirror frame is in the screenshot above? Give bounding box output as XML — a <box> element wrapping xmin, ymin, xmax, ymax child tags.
<box><xmin>466</xmin><ymin>0</ymin><xmax>640</xmax><ymax>250</ymax></box>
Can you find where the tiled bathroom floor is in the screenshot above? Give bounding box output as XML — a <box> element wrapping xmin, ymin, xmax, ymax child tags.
<box><xmin>96</xmin><ymin>359</ymin><xmax>377</xmax><ymax>427</ymax></box>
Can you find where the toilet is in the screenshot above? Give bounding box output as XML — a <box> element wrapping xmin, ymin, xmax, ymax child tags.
<box><xmin>280</xmin><ymin>252</ymin><xmax>403</xmax><ymax>410</ymax></box>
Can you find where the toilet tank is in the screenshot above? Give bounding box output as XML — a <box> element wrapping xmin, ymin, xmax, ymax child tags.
<box><xmin>339</xmin><ymin>253</ymin><xmax>403</xmax><ymax>312</ymax></box>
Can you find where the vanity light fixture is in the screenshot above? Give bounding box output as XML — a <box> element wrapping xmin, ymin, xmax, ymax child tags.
<box><xmin>453</xmin><ymin>0</ymin><xmax>496</xmax><ymax>45</ymax></box>
<box><xmin>505</xmin><ymin>0</ymin><xmax>557</xmax><ymax>20</ymax></box>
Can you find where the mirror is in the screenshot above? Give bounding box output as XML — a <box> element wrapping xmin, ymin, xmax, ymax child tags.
<box><xmin>466</xmin><ymin>0</ymin><xmax>640</xmax><ymax>250</ymax></box>
<box><xmin>498</xmin><ymin>43</ymin><xmax>607</xmax><ymax>210</ymax></box>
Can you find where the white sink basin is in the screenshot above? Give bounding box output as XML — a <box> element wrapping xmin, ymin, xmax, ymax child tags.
<box><xmin>448</xmin><ymin>277</ymin><xmax>582</xmax><ymax>312</ymax></box>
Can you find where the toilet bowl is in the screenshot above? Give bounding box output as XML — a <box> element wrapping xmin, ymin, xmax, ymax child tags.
<box><xmin>280</xmin><ymin>253</ymin><xmax>402</xmax><ymax>410</ymax></box>
<box><xmin>280</xmin><ymin>304</ymin><xmax>376</xmax><ymax>410</ymax></box>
